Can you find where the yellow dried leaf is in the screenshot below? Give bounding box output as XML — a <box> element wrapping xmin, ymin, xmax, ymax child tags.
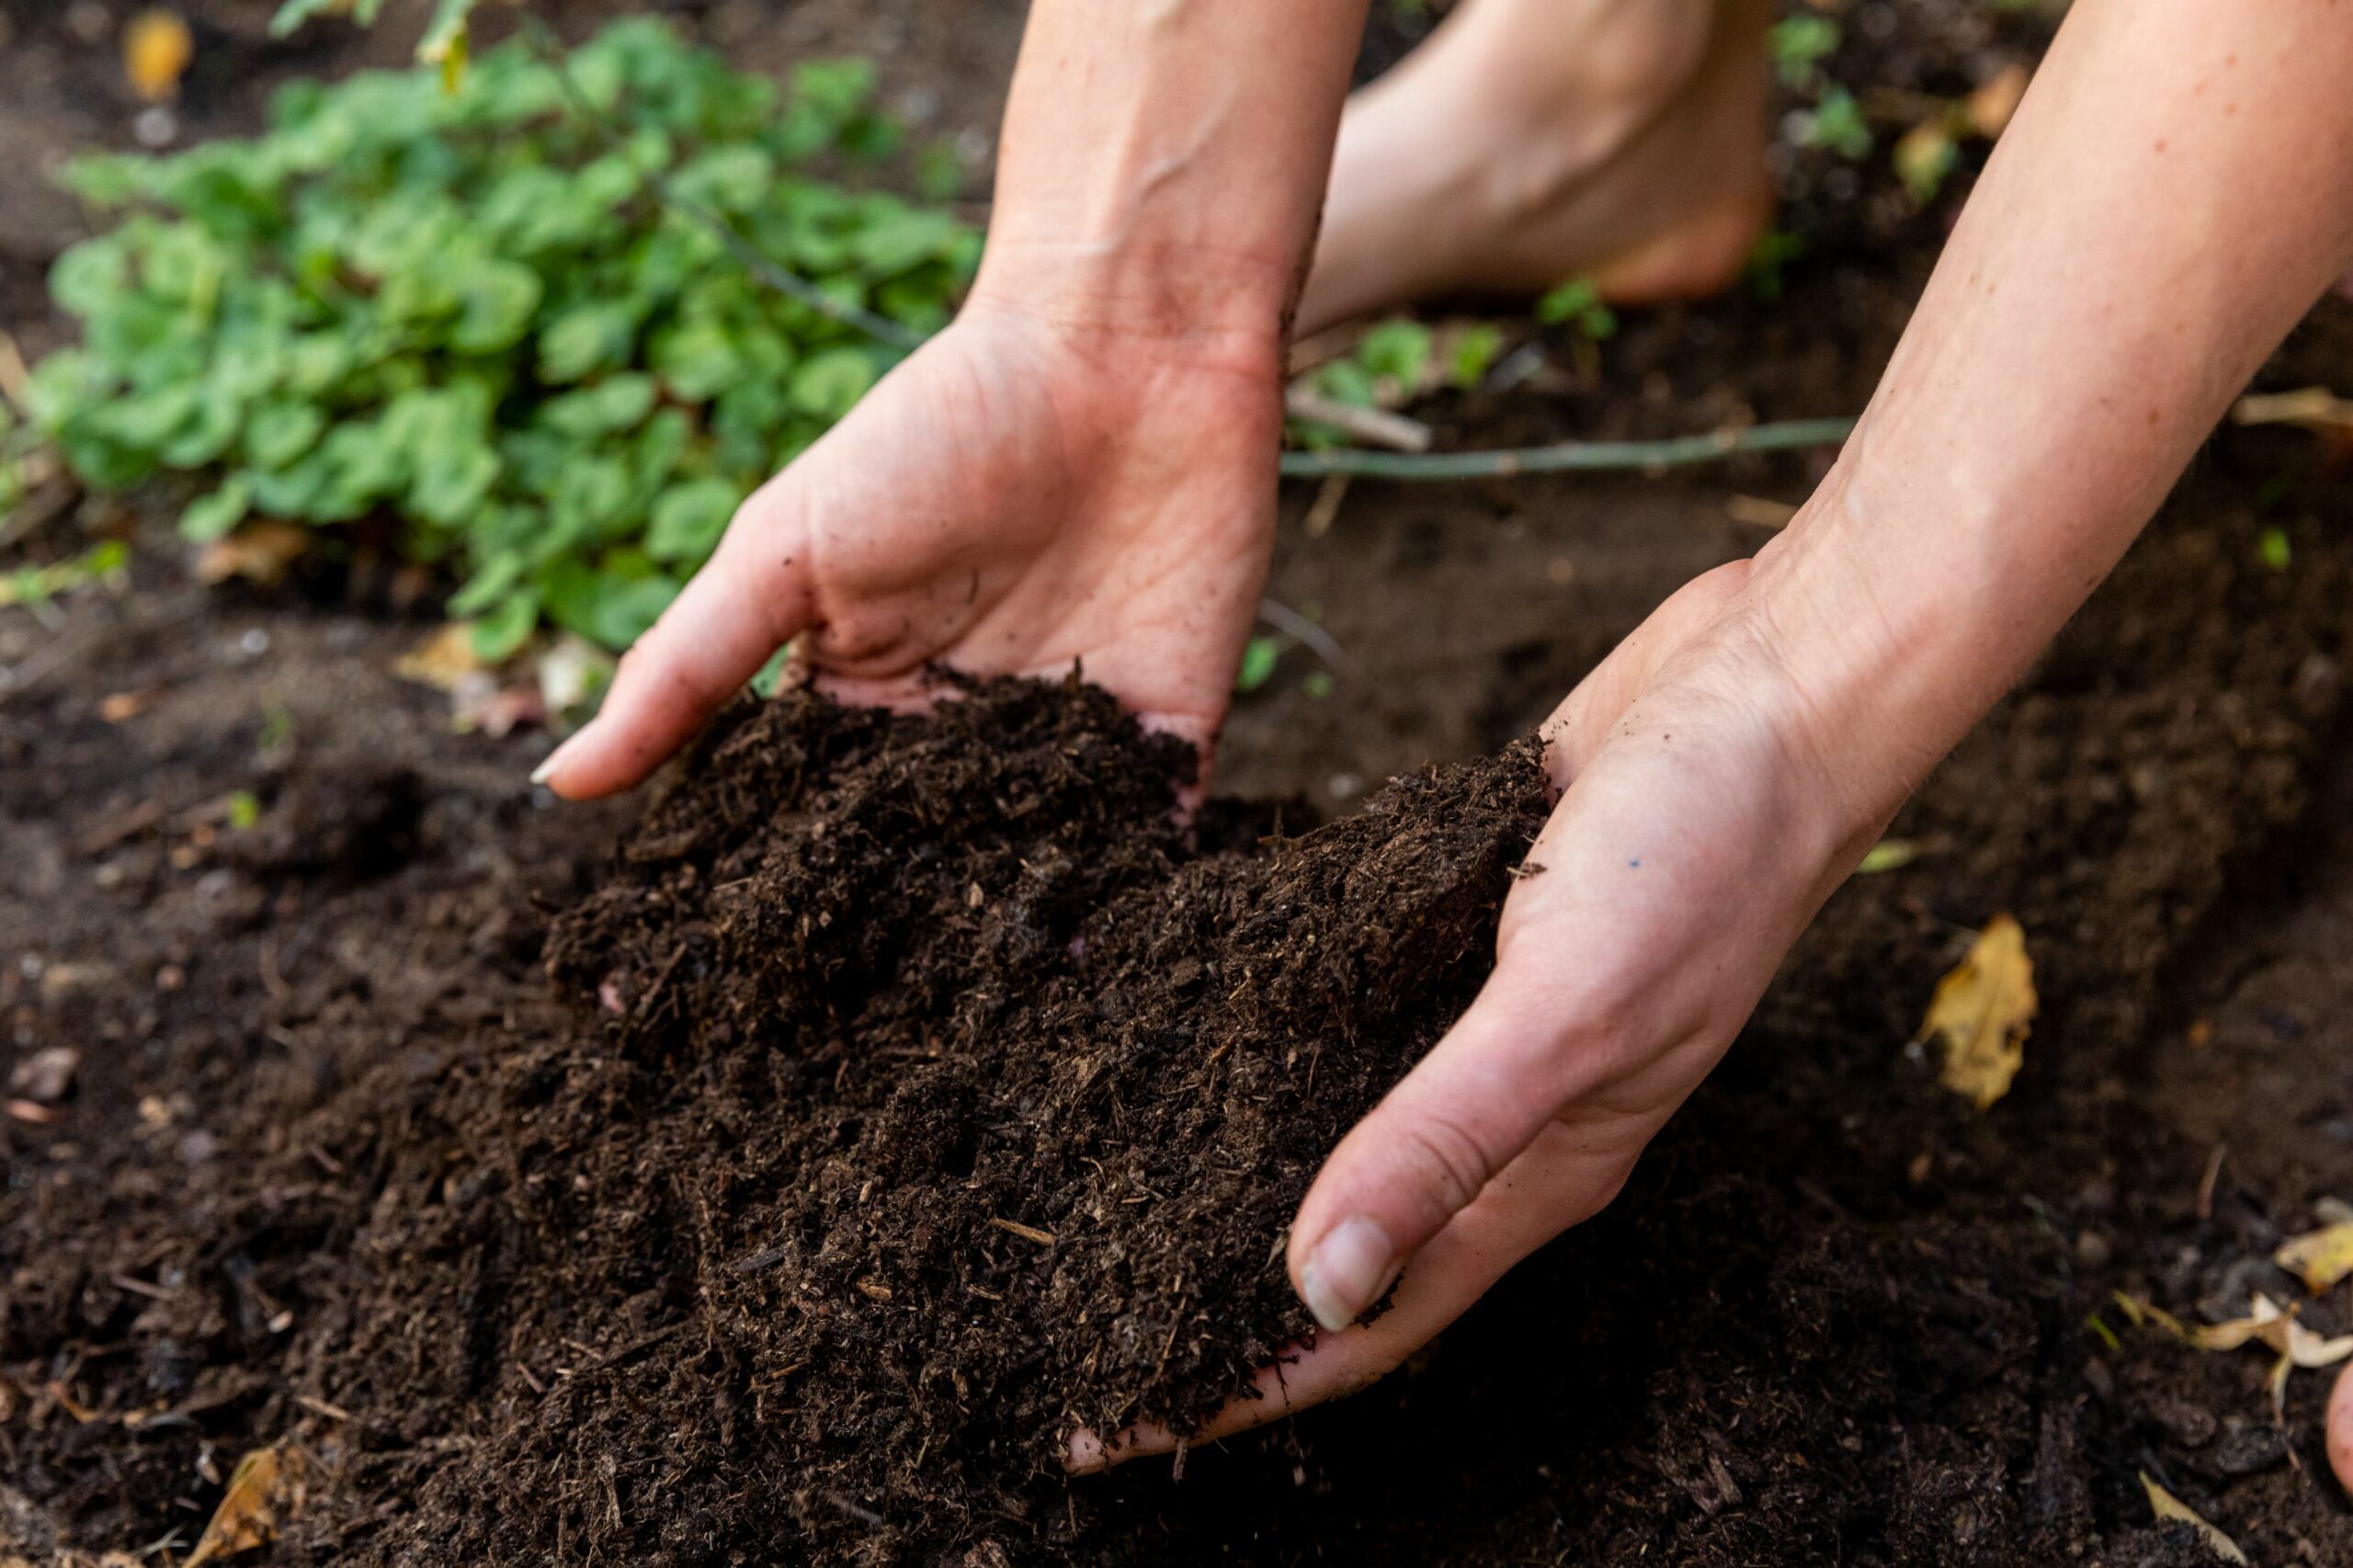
<box><xmin>185</xmin><ymin>1444</ymin><xmax>305</xmax><ymax>1566</ymax></box>
<box><xmin>124</xmin><ymin>10</ymin><xmax>194</xmax><ymax>103</ymax></box>
<box><xmin>196</xmin><ymin>521</ymin><xmax>311</xmax><ymax>587</ymax></box>
<box><xmin>392</xmin><ymin>622</ymin><xmax>486</xmax><ymax>693</ymax></box>
<box><xmin>1916</xmin><ymin>914</ymin><xmax>2036</xmax><ymax>1110</ymax></box>
<box><xmin>2139</xmin><ymin>1473</ymin><xmax>2246</xmax><ymax>1565</ymax></box>
<box><xmin>1966</xmin><ymin>63</ymin><xmax>2031</xmax><ymax>139</ymax></box>
<box><xmin>2275</xmin><ymin>1221</ymin><xmax>2353</xmax><ymax>1293</ymax></box>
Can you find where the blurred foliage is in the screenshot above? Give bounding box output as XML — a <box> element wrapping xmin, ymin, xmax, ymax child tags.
<box><xmin>28</xmin><ymin>20</ymin><xmax>977</xmax><ymax>657</ymax></box>
<box><xmin>1290</xmin><ymin>317</ymin><xmax>1504</xmax><ymax>449</ymax></box>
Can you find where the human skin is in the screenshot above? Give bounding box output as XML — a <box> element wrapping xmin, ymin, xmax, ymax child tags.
<box><xmin>532</xmin><ymin>0</ymin><xmax>2353</xmax><ymax>1486</ymax></box>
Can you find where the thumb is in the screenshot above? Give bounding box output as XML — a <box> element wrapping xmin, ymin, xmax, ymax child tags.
<box><xmin>533</xmin><ymin>484</ymin><xmax>817</xmax><ymax>799</ymax></box>
<box><xmin>1286</xmin><ymin>976</ymin><xmax>1567</xmax><ymax>1331</ymax></box>
<box><xmin>2331</xmin><ymin>1358</ymin><xmax>2353</xmax><ymax>1494</ymax></box>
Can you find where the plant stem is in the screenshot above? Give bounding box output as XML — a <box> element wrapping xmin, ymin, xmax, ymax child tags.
<box><xmin>1275</xmin><ymin>417</ymin><xmax>1855</xmax><ymax>480</ymax></box>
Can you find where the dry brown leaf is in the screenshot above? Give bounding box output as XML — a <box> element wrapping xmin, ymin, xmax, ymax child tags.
<box><xmin>2190</xmin><ymin>1292</ymin><xmax>2353</xmax><ymax>1368</ymax></box>
<box><xmin>195</xmin><ymin>521</ymin><xmax>311</xmax><ymax>587</ymax></box>
<box><xmin>2138</xmin><ymin>1472</ymin><xmax>2247</xmax><ymax>1565</ymax></box>
<box><xmin>1966</xmin><ymin>63</ymin><xmax>2031</xmax><ymax>138</ymax></box>
<box><xmin>124</xmin><ymin>9</ymin><xmax>194</xmax><ymax>103</ymax></box>
<box><xmin>2275</xmin><ymin>1221</ymin><xmax>2353</xmax><ymax>1293</ymax></box>
<box><xmin>392</xmin><ymin>623</ymin><xmax>486</xmax><ymax>693</ymax></box>
<box><xmin>1915</xmin><ymin>914</ymin><xmax>2036</xmax><ymax>1110</ymax></box>
<box><xmin>184</xmin><ymin>1444</ymin><xmax>305</xmax><ymax>1567</ymax></box>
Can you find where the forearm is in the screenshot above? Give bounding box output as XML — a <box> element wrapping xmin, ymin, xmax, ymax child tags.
<box><xmin>966</xmin><ymin>0</ymin><xmax>1370</xmax><ymax>365</ymax></box>
<box><xmin>1758</xmin><ymin>0</ymin><xmax>2353</xmax><ymax>803</ymax></box>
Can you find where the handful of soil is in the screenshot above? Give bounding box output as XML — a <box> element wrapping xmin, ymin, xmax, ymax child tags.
<box><xmin>323</xmin><ymin>677</ymin><xmax>1547</xmax><ymax>1562</ymax></box>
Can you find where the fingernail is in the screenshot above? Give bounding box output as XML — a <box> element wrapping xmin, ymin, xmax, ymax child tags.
<box><xmin>1299</xmin><ymin>1216</ymin><xmax>1396</xmax><ymax>1332</ymax></box>
<box><xmin>529</xmin><ymin>729</ymin><xmax>586</xmax><ymax>788</ymax></box>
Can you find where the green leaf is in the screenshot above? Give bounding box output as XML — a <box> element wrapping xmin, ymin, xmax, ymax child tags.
<box><xmin>160</xmin><ymin>395</ymin><xmax>245</xmax><ymax>469</ymax></box>
<box><xmin>1802</xmin><ymin>86</ymin><xmax>1873</xmax><ymax>160</ymax></box>
<box><xmin>451</xmin><ymin>260</ymin><xmax>544</xmax><ymax>354</ymax></box>
<box><xmin>271</xmin><ymin>0</ymin><xmax>389</xmax><ymax>38</ymax></box>
<box><xmin>1537</xmin><ymin>278</ymin><xmax>1600</xmax><ymax>326</ymax></box>
<box><xmin>1355</xmin><ymin>319</ymin><xmax>1433</xmax><ymax>392</ymax></box>
<box><xmin>541</xmin><ymin>561</ymin><xmax>681</xmax><ymax>651</ymax></box>
<box><xmin>1235</xmin><ymin>635</ymin><xmax>1280</xmax><ymax>693</ymax></box>
<box><xmin>789</xmin><ymin>347</ymin><xmax>879</xmax><ymax>419</ymax></box>
<box><xmin>1449</xmin><ymin>324</ymin><xmax>1505</xmax><ymax>390</ymax></box>
<box><xmin>645</xmin><ymin>477</ymin><xmax>744</xmax><ymax>564</ymax></box>
<box><xmin>182</xmin><ymin>474</ymin><xmax>256</xmax><ymax>541</ymax></box>
<box><xmin>673</xmin><ymin>145</ymin><xmax>777</xmax><ymax>214</ymax></box>
<box><xmin>538</xmin><ymin>303</ymin><xmax>639</xmax><ymax>383</ymax></box>
<box><xmin>418</xmin><ymin>0</ymin><xmax>476</xmax><ymax>63</ymax></box>
<box><xmin>246</xmin><ymin>401</ymin><xmax>328</xmax><ymax>471</ymax></box>
<box><xmin>650</xmin><ymin>320</ymin><xmax>747</xmax><ymax>402</ymax></box>
<box><xmin>449</xmin><ymin>550</ymin><xmax>524</xmax><ymax>617</ymax></box>
<box><xmin>540</xmin><ymin>375</ymin><xmax>659</xmax><ymax>438</ymax></box>
<box><xmin>1311</xmin><ymin>358</ymin><xmax>1380</xmax><ymax>410</ymax></box>
<box><xmin>412</xmin><ymin>442</ymin><xmax>501</xmax><ymax>526</ymax></box>
<box><xmin>1768</xmin><ymin>17</ymin><xmax>1841</xmax><ymax>87</ymax></box>
<box><xmin>470</xmin><ymin>585</ymin><xmax>540</xmax><ymax>663</ymax></box>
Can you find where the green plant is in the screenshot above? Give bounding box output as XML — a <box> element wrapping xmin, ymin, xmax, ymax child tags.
<box><xmin>29</xmin><ymin>20</ymin><xmax>977</xmax><ymax>658</ymax></box>
<box><xmin>1535</xmin><ymin>277</ymin><xmax>1619</xmax><ymax>340</ymax></box>
<box><xmin>1235</xmin><ymin>634</ymin><xmax>1281</xmax><ymax>692</ymax></box>
<box><xmin>1799</xmin><ymin>84</ymin><xmax>1874</xmax><ymax>160</ymax></box>
<box><xmin>1288</xmin><ymin>315</ymin><xmax>1502</xmax><ymax>448</ymax></box>
<box><xmin>1767</xmin><ymin>17</ymin><xmax>1841</xmax><ymax>88</ymax></box>
<box><xmin>0</xmin><ymin>540</ymin><xmax>129</xmax><ymax>609</ymax></box>
<box><xmin>2258</xmin><ymin>526</ymin><xmax>2292</xmax><ymax>573</ymax></box>
<box><xmin>1743</xmin><ymin>230</ymin><xmax>1807</xmax><ymax>302</ymax></box>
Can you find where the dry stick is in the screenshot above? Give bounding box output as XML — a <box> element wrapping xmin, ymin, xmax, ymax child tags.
<box><xmin>1274</xmin><ymin>416</ymin><xmax>1857</xmax><ymax>480</ymax></box>
<box><xmin>1281</xmin><ymin>387</ymin><xmax>1433</xmax><ymax>452</ymax></box>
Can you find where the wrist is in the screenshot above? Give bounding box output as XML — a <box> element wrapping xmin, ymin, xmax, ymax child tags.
<box><xmin>963</xmin><ymin>234</ymin><xmax>1296</xmax><ymax>384</ymax></box>
<box><xmin>1740</xmin><ymin>463</ymin><xmax>2018</xmax><ymax>823</ymax></box>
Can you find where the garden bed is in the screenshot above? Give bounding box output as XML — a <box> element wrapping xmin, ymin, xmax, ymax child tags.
<box><xmin>7</xmin><ymin>3</ymin><xmax>2353</xmax><ymax>1565</ymax></box>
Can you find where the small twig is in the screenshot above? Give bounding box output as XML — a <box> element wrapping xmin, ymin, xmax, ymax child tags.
<box><xmin>0</xmin><ymin>332</ymin><xmax>32</xmax><ymax>415</ymax></box>
<box><xmin>988</xmin><ymin>1216</ymin><xmax>1056</xmax><ymax>1246</ymax></box>
<box><xmin>1301</xmin><ymin>472</ymin><xmax>1349</xmax><ymax>539</ymax></box>
<box><xmin>2196</xmin><ymin>1143</ymin><xmax>2228</xmax><ymax>1221</ymax></box>
<box><xmin>1256</xmin><ymin>598</ymin><xmax>1346</xmax><ymax>669</ymax></box>
<box><xmin>1276</xmin><ymin>416</ymin><xmax>1856</xmax><ymax>480</ymax></box>
<box><xmin>1282</xmin><ymin>388</ymin><xmax>1433</xmax><ymax>452</ymax></box>
<box><xmin>2231</xmin><ymin>386</ymin><xmax>2353</xmax><ymax>431</ymax></box>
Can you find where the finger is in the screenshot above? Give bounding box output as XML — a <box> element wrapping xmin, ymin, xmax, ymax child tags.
<box><xmin>2332</xmin><ymin>1358</ymin><xmax>2353</xmax><ymax>1494</ymax></box>
<box><xmin>1281</xmin><ymin>970</ymin><xmax>1574</xmax><ymax>1334</ymax></box>
<box><xmin>533</xmin><ymin>486</ymin><xmax>817</xmax><ymax>799</ymax></box>
<box><xmin>1068</xmin><ymin>1119</ymin><xmax>1633</xmax><ymax>1473</ymax></box>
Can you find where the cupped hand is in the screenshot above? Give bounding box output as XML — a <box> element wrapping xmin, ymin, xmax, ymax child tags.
<box><xmin>1071</xmin><ymin>553</ymin><xmax>1895</xmax><ymax>1471</ymax></box>
<box><xmin>533</xmin><ymin>299</ymin><xmax>1284</xmax><ymax>800</ymax></box>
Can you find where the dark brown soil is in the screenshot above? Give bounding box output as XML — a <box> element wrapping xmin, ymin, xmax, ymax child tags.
<box><xmin>324</xmin><ymin>677</ymin><xmax>1544</xmax><ymax>1563</ymax></box>
<box><xmin>10</xmin><ymin>3</ymin><xmax>2353</xmax><ymax>1565</ymax></box>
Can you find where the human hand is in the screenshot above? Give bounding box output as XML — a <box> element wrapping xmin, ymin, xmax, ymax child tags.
<box><xmin>531</xmin><ymin>297</ymin><xmax>1284</xmax><ymax>799</ymax></box>
<box><xmin>2333</xmin><ymin>1362</ymin><xmax>2352</xmax><ymax>1493</ymax></box>
<box><xmin>1070</xmin><ymin>547</ymin><xmax>1903</xmax><ymax>1470</ymax></box>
